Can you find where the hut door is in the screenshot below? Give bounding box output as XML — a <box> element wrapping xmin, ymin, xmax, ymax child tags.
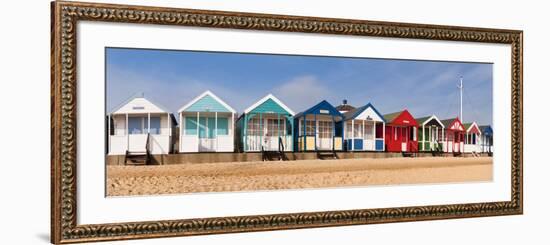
<box><xmin>198</xmin><ymin>117</ymin><xmax>215</xmax><ymax>152</ymax></box>
<box><xmin>453</xmin><ymin>132</ymin><xmax>460</xmax><ymax>153</ymax></box>
<box><xmin>401</xmin><ymin>127</ymin><xmax>408</xmax><ymax>152</ymax></box>
<box><xmin>265</xmin><ymin>118</ymin><xmax>284</xmax><ymax>151</ymax></box>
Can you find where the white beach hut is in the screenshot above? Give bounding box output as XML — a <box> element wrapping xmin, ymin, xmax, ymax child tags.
<box><xmin>178</xmin><ymin>91</ymin><xmax>236</xmax><ymax>153</ymax></box>
<box><xmin>108</xmin><ymin>95</ymin><xmax>177</xmax><ymax>157</ymax></box>
<box><xmin>342</xmin><ymin>103</ymin><xmax>386</xmax><ymax>151</ymax></box>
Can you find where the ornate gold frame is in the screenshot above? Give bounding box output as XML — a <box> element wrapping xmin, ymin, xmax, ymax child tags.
<box><xmin>51</xmin><ymin>1</ymin><xmax>523</xmax><ymax>243</ymax></box>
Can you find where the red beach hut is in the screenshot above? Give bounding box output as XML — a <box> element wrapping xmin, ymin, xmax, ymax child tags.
<box><xmin>383</xmin><ymin>110</ymin><xmax>419</xmax><ymax>152</ymax></box>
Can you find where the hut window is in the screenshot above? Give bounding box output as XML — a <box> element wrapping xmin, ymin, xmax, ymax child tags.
<box><xmin>364</xmin><ymin>123</ymin><xmax>373</xmax><ymax>140</ymax></box>
<box><xmin>472</xmin><ymin>134</ymin><xmax>476</xmax><ymax>144</ymax></box>
<box><xmin>346</xmin><ymin>122</ymin><xmax>353</xmax><ymax>138</ymax></box>
<box><xmin>394</xmin><ymin>127</ymin><xmax>397</xmax><ymax>140</ymax></box>
<box><xmin>266</xmin><ymin>118</ymin><xmax>285</xmax><ymax>137</ymax></box>
<box><xmin>149</xmin><ymin>117</ymin><xmax>161</xmax><ymax>134</ymax></box>
<box><xmin>128</xmin><ymin>117</ymin><xmax>144</xmax><ymax>134</ymax></box>
<box><xmin>247</xmin><ymin>118</ymin><xmax>262</xmax><ymax>136</ymax></box>
<box><xmin>185</xmin><ymin>117</ymin><xmax>198</xmax><ymax>135</ymax></box>
<box><xmin>216</xmin><ymin>118</ymin><xmax>229</xmax><ymax>135</ymax></box>
<box><xmin>305</xmin><ymin>120</ymin><xmax>315</xmax><ymax>136</ymax></box>
<box><xmin>318</xmin><ymin>121</ymin><xmax>333</xmax><ymax>139</ymax></box>
<box><xmin>354</xmin><ymin>122</ymin><xmax>363</xmax><ymax>138</ymax></box>
<box><xmin>196</xmin><ymin>117</ymin><xmax>217</xmax><ymax>139</ymax></box>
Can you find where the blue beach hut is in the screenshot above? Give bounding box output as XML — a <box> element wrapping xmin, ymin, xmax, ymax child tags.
<box><xmin>293</xmin><ymin>100</ymin><xmax>344</xmax><ymax>151</ymax></box>
<box><xmin>479</xmin><ymin>125</ymin><xmax>493</xmax><ymax>153</ymax></box>
<box><xmin>236</xmin><ymin>94</ymin><xmax>295</xmax><ymax>152</ymax></box>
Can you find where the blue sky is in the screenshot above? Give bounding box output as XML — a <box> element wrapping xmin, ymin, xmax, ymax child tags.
<box><xmin>106</xmin><ymin>48</ymin><xmax>493</xmax><ymax>126</ymax></box>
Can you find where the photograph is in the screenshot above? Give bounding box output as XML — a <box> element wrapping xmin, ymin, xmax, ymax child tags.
<box><xmin>105</xmin><ymin>47</ymin><xmax>494</xmax><ymax>197</ymax></box>
<box><xmin>46</xmin><ymin>1</ymin><xmax>526</xmax><ymax>243</ymax></box>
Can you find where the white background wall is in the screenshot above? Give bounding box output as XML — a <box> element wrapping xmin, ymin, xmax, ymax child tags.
<box><xmin>0</xmin><ymin>0</ymin><xmax>547</xmax><ymax>244</ymax></box>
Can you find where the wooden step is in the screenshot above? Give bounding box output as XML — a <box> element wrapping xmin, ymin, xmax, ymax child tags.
<box><xmin>402</xmin><ymin>152</ymin><xmax>414</xmax><ymax>157</ymax></box>
<box><xmin>262</xmin><ymin>151</ymin><xmax>284</xmax><ymax>161</ymax></box>
<box><xmin>125</xmin><ymin>152</ymin><xmax>149</xmax><ymax>165</ymax></box>
<box><xmin>317</xmin><ymin>151</ymin><xmax>338</xmax><ymax>160</ymax></box>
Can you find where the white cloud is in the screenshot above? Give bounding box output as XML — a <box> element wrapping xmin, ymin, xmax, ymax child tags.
<box><xmin>272</xmin><ymin>75</ymin><xmax>331</xmax><ymax>112</ymax></box>
<box><xmin>107</xmin><ymin>65</ymin><xmax>255</xmax><ymax>115</ymax></box>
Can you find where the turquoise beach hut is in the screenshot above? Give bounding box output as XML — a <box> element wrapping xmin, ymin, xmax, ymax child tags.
<box><xmin>236</xmin><ymin>94</ymin><xmax>295</xmax><ymax>152</ymax></box>
<box><xmin>293</xmin><ymin>100</ymin><xmax>344</xmax><ymax>151</ymax></box>
<box><xmin>178</xmin><ymin>91</ymin><xmax>236</xmax><ymax>153</ymax></box>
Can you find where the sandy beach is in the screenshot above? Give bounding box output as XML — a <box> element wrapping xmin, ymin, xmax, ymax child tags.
<box><xmin>106</xmin><ymin>157</ymin><xmax>492</xmax><ymax>196</ymax></box>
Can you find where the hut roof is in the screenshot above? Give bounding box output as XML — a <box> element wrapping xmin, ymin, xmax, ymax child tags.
<box><xmin>463</xmin><ymin>122</ymin><xmax>481</xmax><ymax>134</ymax></box>
<box><xmin>383</xmin><ymin>110</ymin><xmax>418</xmax><ymax>126</ymax></box>
<box><xmin>415</xmin><ymin>115</ymin><xmax>444</xmax><ymax>127</ymax></box>
<box><xmin>440</xmin><ymin>118</ymin><xmax>465</xmax><ymax>131</ymax></box>
<box><xmin>178</xmin><ymin>90</ymin><xmax>236</xmax><ymax>113</ymax></box>
<box><xmin>383</xmin><ymin>111</ymin><xmax>403</xmax><ymax>123</ymax></box>
<box><xmin>335</xmin><ymin>104</ymin><xmax>356</xmax><ymax>112</ymax></box>
<box><xmin>343</xmin><ymin>103</ymin><xmax>385</xmax><ymax>122</ymax></box>
<box><xmin>479</xmin><ymin>125</ymin><xmax>493</xmax><ymax>135</ymax></box>
<box><xmin>110</xmin><ymin>94</ymin><xmax>177</xmax><ymax>125</ymax></box>
<box><xmin>335</xmin><ymin>99</ymin><xmax>356</xmax><ymax>113</ymax></box>
<box><xmin>295</xmin><ymin>100</ymin><xmax>343</xmax><ymax>119</ymax></box>
<box><xmin>111</xmin><ymin>93</ymin><xmax>170</xmax><ymax>114</ymax></box>
<box><xmin>243</xmin><ymin>94</ymin><xmax>295</xmax><ymax>115</ymax></box>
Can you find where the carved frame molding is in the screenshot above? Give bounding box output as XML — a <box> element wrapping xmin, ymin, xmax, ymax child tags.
<box><xmin>51</xmin><ymin>1</ymin><xmax>523</xmax><ymax>243</ymax></box>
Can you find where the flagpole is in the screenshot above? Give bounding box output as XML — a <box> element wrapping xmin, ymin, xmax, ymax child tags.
<box><xmin>458</xmin><ymin>76</ymin><xmax>463</xmax><ymax>122</ymax></box>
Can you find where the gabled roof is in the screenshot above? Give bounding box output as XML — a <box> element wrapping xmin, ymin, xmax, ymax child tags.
<box><xmin>415</xmin><ymin>114</ymin><xmax>444</xmax><ymax>128</ymax></box>
<box><xmin>383</xmin><ymin>109</ymin><xmax>418</xmax><ymax>126</ymax></box>
<box><xmin>110</xmin><ymin>93</ymin><xmax>171</xmax><ymax>115</ymax></box>
<box><xmin>440</xmin><ymin>117</ymin><xmax>465</xmax><ymax>131</ymax></box>
<box><xmin>343</xmin><ymin>103</ymin><xmax>385</xmax><ymax>122</ymax></box>
<box><xmin>463</xmin><ymin>122</ymin><xmax>481</xmax><ymax>134</ymax></box>
<box><xmin>335</xmin><ymin>104</ymin><xmax>356</xmax><ymax>113</ymax></box>
<box><xmin>244</xmin><ymin>94</ymin><xmax>295</xmax><ymax>115</ymax></box>
<box><xmin>178</xmin><ymin>90</ymin><xmax>236</xmax><ymax>113</ymax></box>
<box><xmin>480</xmin><ymin>125</ymin><xmax>493</xmax><ymax>135</ymax></box>
<box><xmin>383</xmin><ymin>111</ymin><xmax>402</xmax><ymax>123</ymax></box>
<box><xmin>295</xmin><ymin>100</ymin><xmax>343</xmax><ymax>118</ymax></box>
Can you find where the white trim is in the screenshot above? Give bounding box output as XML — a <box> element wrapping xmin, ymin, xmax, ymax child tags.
<box><xmin>243</xmin><ymin>93</ymin><xmax>295</xmax><ymax>115</ymax></box>
<box><xmin>466</xmin><ymin>121</ymin><xmax>481</xmax><ymax>134</ymax></box>
<box><xmin>420</xmin><ymin>114</ymin><xmax>445</xmax><ymax>128</ymax></box>
<box><xmin>177</xmin><ymin>90</ymin><xmax>236</xmax><ymax>113</ymax></box>
<box><xmin>111</xmin><ymin>96</ymin><xmax>170</xmax><ymax>115</ymax></box>
<box><xmin>350</xmin><ymin>104</ymin><xmax>385</xmax><ymax>122</ymax></box>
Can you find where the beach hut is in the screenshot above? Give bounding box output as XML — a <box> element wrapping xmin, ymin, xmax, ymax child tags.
<box><xmin>178</xmin><ymin>91</ymin><xmax>236</xmax><ymax>153</ymax></box>
<box><xmin>294</xmin><ymin>100</ymin><xmax>344</xmax><ymax>151</ymax></box>
<box><xmin>479</xmin><ymin>125</ymin><xmax>493</xmax><ymax>153</ymax></box>
<box><xmin>383</xmin><ymin>110</ymin><xmax>419</xmax><ymax>152</ymax></box>
<box><xmin>415</xmin><ymin>115</ymin><xmax>445</xmax><ymax>151</ymax></box>
<box><xmin>108</xmin><ymin>95</ymin><xmax>177</xmax><ymax>157</ymax></box>
<box><xmin>342</xmin><ymin>103</ymin><xmax>386</xmax><ymax>151</ymax></box>
<box><xmin>440</xmin><ymin>117</ymin><xmax>466</xmax><ymax>153</ymax></box>
<box><xmin>463</xmin><ymin>122</ymin><xmax>482</xmax><ymax>153</ymax></box>
<box><xmin>236</xmin><ymin>94</ymin><xmax>295</xmax><ymax>152</ymax></box>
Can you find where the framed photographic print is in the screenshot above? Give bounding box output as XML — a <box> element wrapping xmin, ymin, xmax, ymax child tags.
<box><xmin>51</xmin><ymin>0</ymin><xmax>523</xmax><ymax>243</ymax></box>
